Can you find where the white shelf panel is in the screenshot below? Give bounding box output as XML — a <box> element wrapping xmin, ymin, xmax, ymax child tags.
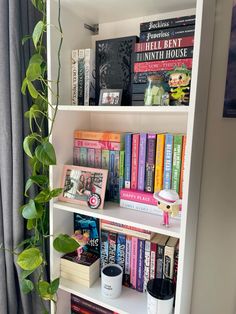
<box><xmin>57</xmin><ymin>105</ymin><xmax>189</xmax><ymax>114</ymax></box>
<box><xmin>60</xmin><ymin>277</ymin><xmax>147</xmax><ymax>314</ymax></box>
<box><xmin>54</xmin><ymin>200</ymin><xmax>181</xmax><ymax>238</ymax></box>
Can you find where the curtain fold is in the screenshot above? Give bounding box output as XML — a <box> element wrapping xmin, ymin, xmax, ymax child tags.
<box><xmin>0</xmin><ymin>1</ymin><xmax>47</xmax><ymax>313</ymax></box>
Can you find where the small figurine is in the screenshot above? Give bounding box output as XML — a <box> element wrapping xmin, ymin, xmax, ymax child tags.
<box><xmin>72</xmin><ymin>231</ymin><xmax>90</xmax><ymax>259</ymax></box>
<box><xmin>153</xmin><ymin>189</ymin><xmax>181</xmax><ymax>227</ymax></box>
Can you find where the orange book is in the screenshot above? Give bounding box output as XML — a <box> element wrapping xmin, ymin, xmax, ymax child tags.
<box><xmin>74</xmin><ymin>130</ymin><xmax>124</xmax><ymax>142</ymax></box>
<box><xmin>154</xmin><ymin>134</ymin><xmax>165</xmax><ymax>192</ymax></box>
<box><xmin>179</xmin><ymin>135</ymin><xmax>187</xmax><ymax>199</ymax></box>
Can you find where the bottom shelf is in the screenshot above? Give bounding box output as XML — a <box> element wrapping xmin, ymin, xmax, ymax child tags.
<box><xmin>60</xmin><ymin>277</ymin><xmax>148</xmax><ymax>314</ymax></box>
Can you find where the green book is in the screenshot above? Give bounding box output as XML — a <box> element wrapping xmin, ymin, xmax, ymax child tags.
<box><xmin>119</xmin><ymin>151</ymin><xmax>125</xmax><ymax>190</ymax></box>
<box><xmin>171</xmin><ymin>135</ymin><xmax>183</xmax><ymax>193</ymax></box>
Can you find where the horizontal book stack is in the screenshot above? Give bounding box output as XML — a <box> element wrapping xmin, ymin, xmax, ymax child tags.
<box><xmin>132</xmin><ymin>15</ymin><xmax>195</xmax><ymax>106</ymax></box>
<box><xmin>71</xmin><ymin>294</ymin><xmax>115</xmax><ymax>314</ymax></box>
<box><xmin>121</xmin><ymin>132</ymin><xmax>186</xmax><ymax>215</ymax></box>
<box><xmin>72</xmin><ymin>48</ymin><xmax>95</xmax><ymax>106</ymax></box>
<box><xmin>73</xmin><ymin>130</ymin><xmax>125</xmax><ymax>202</ymax></box>
<box><xmin>100</xmin><ymin>221</ymin><xmax>179</xmax><ymax>293</ymax></box>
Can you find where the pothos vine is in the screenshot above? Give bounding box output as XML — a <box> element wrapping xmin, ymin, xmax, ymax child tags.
<box><xmin>17</xmin><ymin>0</ymin><xmax>79</xmax><ymax>312</ymax></box>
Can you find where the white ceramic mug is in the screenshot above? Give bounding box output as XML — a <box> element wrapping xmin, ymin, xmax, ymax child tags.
<box><xmin>101</xmin><ymin>264</ymin><xmax>123</xmax><ymax>299</ymax></box>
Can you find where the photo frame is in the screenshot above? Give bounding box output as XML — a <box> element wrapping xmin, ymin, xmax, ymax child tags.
<box><xmin>99</xmin><ymin>89</ymin><xmax>123</xmax><ymax>106</ymax></box>
<box><xmin>59</xmin><ymin>165</ymin><xmax>108</xmax><ymax>209</ymax></box>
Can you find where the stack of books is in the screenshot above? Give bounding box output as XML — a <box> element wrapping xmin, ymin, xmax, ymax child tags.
<box><xmin>100</xmin><ymin>221</ymin><xmax>179</xmax><ymax>293</ymax></box>
<box><xmin>132</xmin><ymin>15</ymin><xmax>195</xmax><ymax>106</ymax></box>
<box><xmin>73</xmin><ymin>130</ymin><xmax>125</xmax><ymax>202</ymax></box>
<box><xmin>72</xmin><ymin>48</ymin><xmax>95</xmax><ymax>106</ymax></box>
<box><xmin>71</xmin><ymin>294</ymin><xmax>115</xmax><ymax>314</ymax></box>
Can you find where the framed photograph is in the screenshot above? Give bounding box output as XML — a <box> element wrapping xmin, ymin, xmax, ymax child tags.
<box><xmin>99</xmin><ymin>89</ymin><xmax>123</xmax><ymax>106</ymax></box>
<box><xmin>59</xmin><ymin>165</ymin><xmax>108</xmax><ymax>209</ymax></box>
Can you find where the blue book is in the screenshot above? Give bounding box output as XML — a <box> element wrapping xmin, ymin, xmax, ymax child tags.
<box><xmin>124</xmin><ymin>133</ymin><xmax>132</xmax><ymax>189</ymax></box>
<box><xmin>163</xmin><ymin>134</ymin><xmax>174</xmax><ymax>189</ymax></box>
<box><xmin>116</xmin><ymin>233</ymin><xmax>126</xmax><ymax>273</ymax></box>
<box><xmin>136</xmin><ymin>239</ymin><xmax>145</xmax><ymax>292</ymax></box>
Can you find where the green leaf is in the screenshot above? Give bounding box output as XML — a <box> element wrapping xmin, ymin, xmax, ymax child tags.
<box><xmin>15</xmin><ymin>238</ymin><xmax>33</xmax><ymax>249</ymax></box>
<box><xmin>22</xmin><ymin>200</ymin><xmax>38</xmax><ymax>219</ymax></box>
<box><xmin>26</xmin><ymin>63</ymin><xmax>41</xmax><ymax>81</ymax></box>
<box><xmin>23</xmin><ymin>133</ymin><xmax>38</xmax><ymax>158</ymax></box>
<box><xmin>17</xmin><ymin>248</ymin><xmax>43</xmax><ymax>270</ymax></box>
<box><xmin>27</xmin><ymin>81</ymin><xmax>38</xmax><ymax>99</ymax></box>
<box><xmin>48</xmin><ymin>278</ymin><xmax>60</xmax><ymax>295</ymax></box>
<box><xmin>38</xmin><ymin>281</ymin><xmax>52</xmax><ymax>300</ymax></box>
<box><xmin>22</xmin><ymin>35</ymin><xmax>32</xmax><ymax>45</ymax></box>
<box><xmin>31</xmin><ymin>0</ymin><xmax>45</xmax><ymax>13</ymax></box>
<box><xmin>20</xmin><ymin>278</ymin><xmax>34</xmax><ymax>294</ymax></box>
<box><xmin>30</xmin><ymin>156</ymin><xmax>42</xmax><ymax>175</ymax></box>
<box><xmin>25</xmin><ymin>175</ymin><xmax>49</xmax><ymax>196</ymax></box>
<box><xmin>32</xmin><ymin>21</ymin><xmax>44</xmax><ymax>48</ymax></box>
<box><xmin>53</xmin><ymin>234</ymin><xmax>80</xmax><ymax>253</ymax></box>
<box><xmin>50</xmin><ymin>188</ymin><xmax>63</xmax><ymax>198</ymax></box>
<box><xmin>21</xmin><ymin>78</ymin><xmax>28</xmax><ymax>95</ymax></box>
<box><xmin>29</xmin><ymin>53</ymin><xmax>44</xmax><ymax>65</ymax></box>
<box><xmin>35</xmin><ymin>189</ymin><xmax>51</xmax><ymax>203</ymax></box>
<box><xmin>35</xmin><ymin>141</ymin><xmax>56</xmax><ymax>166</ymax></box>
<box><xmin>20</xmin><ymin>269</ymin><xmax>34</xmax><ymax>280</ymax></box>
<box><xmin>26</xmin><ymin>219</ymin><xmax>36</xmax><ymax>231</ymax></box>
<box><xmin>35</xmin><ymin>95</ymin><xmax>48</xmax><ymax>111</ymax></box>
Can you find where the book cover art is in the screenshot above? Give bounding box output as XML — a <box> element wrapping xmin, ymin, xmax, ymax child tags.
<box><xmin>108</xmin><ymin>232</ymin><xmax>117</xmax><ymax>264</ymax></box>
<box><xmin>84</xmin><ymin>48</ymin><xmax>95</xmax><ymax>106</ymax></box>
<box><xmin>100</xmin><ymin>230</ymin><xmax>109</xmax><ymax>270</ymax></box>
<box><xmin>145</xmin><ymin>134</ymin><xmax>156</xmax><ymax>193</ymax></box>
<box><xmin>140</xmin><ymin>15</ymin><xmax>195</xmax><ymax>32</ymax></box>
<box><xmin>96</xmin><ymin>36</ymin><xmax>138</xmax><ymax>106</ymax></box>
<box><xmin>171</xmin><ymin>135</ymin><xmax>183</xmax><ymax>193</ymax></box>
<box><xmin>154</xmin><ymin>134</ymin><xmax>165</xmax><ymax>192</ymax></box>
<box><xmin>136</xmin><ymin>239</ymin><xmax>145</xmax><ymax>292</ymax></box>
<box><xmin>124</xmin><ymin>235</ymin><xmax>132</xmax><ymax>287</ymax></box>
<box><xmin>74</xmin><ymin>213</ymin><xmax>100</xmax><ymax>256</ymax></box>
<box><xmin>163</xmin><ymin>134</ymin><xmax>174</xmax><ymax>189</ymax></box>
<box><xmin>124</xmin><ymin>133</ymin><xmax>132</xmax><ymax>188</ymax></box>
<box><xmin>131</xmin><ymin>134</ymin><xmax>140</xmax><ymax>190</ymax></box>
<box><xmin>138</xmin><ymin>133</ymin><xmax>147</xmax><ymax>191</ymax></box>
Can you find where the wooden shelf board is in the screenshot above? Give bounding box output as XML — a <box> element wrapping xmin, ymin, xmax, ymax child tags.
<box><xmin>54</xmin><ymin>200</ymin><xmax>181</xmax><ymax>238</ymax></box>
<box><xmin>60</xmin><ymin>277</ymin><xmax>147</xmax><ymax>314</ymax></box>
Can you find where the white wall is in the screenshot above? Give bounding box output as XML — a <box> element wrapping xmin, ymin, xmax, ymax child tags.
<box><xmin>191</xmin><ymin>0</ymin><xmax>236</xmax><ymax>313</ymax></box>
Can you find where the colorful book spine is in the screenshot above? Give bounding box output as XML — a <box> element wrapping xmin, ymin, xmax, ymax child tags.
<box><xmin>154</xmin><ymin>134</ymin><xmax>165</xmax><ymax>192</ymax></box>
<box><xmin>150</xmin><ymin>242</ymin><xmax>157</xmax><ymax>279</ymax></box>
<box><xmin>179</xmin><ymin>135</ymin><xmax>187</xmax><ymax>199</ymax></box>
<box><xmin>135</xmin><ymin>47</ymin><xmax>193</xmax><ymax>62</ymax></box>
<box><xmin>109</xmin><ymin>151</ymin><xmax>115</xmax><ymax>200</ymax></box>
<box><xmin>71</xmin><ymin>295</ymin><xmax>114</xmax><ymax>314</ymax></box>
<box><xmin>79</xmin><ymin>147</ymin><xmax>88</xmax><ymax>166</ymax></box>
<box><xmin>72</xmin><ymin>49</ymin><xmax>79</xmax><ymax>106</ymax></box>
<box><xmin>100</xmin><ymin>230</ymin><xmax>109</xmax><ymax>270</ymax></box>
<box><xmin>131</xmin><ymin>134</ymin><xmax>140</xmax><ymax>190</ymax></box>
<box><xmin>78</xmin><ymin>49</ymin><xmax>85</xmax><ymax>106</ymax></box>
<box><xmin>136</xmin><ymin>239</ymin><xmax>145</xmax><ymax>292</ymax></box>
<box><xmin>94</xmin><ymin>149</ymin><xmax>102</xmax><ymax>168</ymax></box>
<box><xmin>119</xmin><ymin>151</ymin><xmax>125</xmax><ymax>190</ymax></box>
<box><xmin>124</xmin><ymin>133</ymin><xmax>132</xmax><ymax>189</ymax></box>
<box><xmin>116</xmin><ymin>233</ymin><xmax>126</xmax><ymax>273</ymax></box>
<box><xmin>73</xmin><ymin>147</ymin><xmax>80</xmax><ymax>165</ymax></box>
<box><xmin>130</xmin><ymin>237</ymin><xmax>138</xmax><ymax>289</ymax></box>
<box><xmin>143</xmin><ymin>240</ymin><xmax>151</xmax><ymax>292</ymax></box>
<box><xmin>163</xmin><ymin>237</ymin><xmax>178</xmax><ymax>280</ymax></box>
<box><xmin>134</xmin><ymin>36</ymin><xmax>194</xmax><ymax>52</ymax></box>
<box><xmin>140</xmin><ymin>15</ymin><xmax>195</xmax><ymax>32</ymax></box>
<box><xmin>71</xmin><ymin>303</ymin><xmax>92</xmax><ymax>314</ymax></box>
<box><xmin>74</xmin><ymin>130</ymin><xmax>124</xmax><ymax>142</ymax></box>
<box><xmin>87</xmin><ymin>148</ymin><xmax>95</xmax><ymax>167</ymax></box>
<box><xmin>124</xmin><ymin>235</ymin><xmax>132</xmax><ymax>287</ymax></box>
<box><xmin>102</xmin><ymin>150</ymin><xmax>109</xmax><ymax>170</ymax></box>
<box><xmin>134</xmin><ymin>58</ymin><xmax>193</xmax><ymax>73</ymax></box>
<box><xmin>140</xmin><ymin>25</ymin><xmax>195</xmax><ymax>42</ymax></box>
<box><xmin>163</xmin><ymin>134</ymin><xmax>174</xmax><ymax>189</ymax></box>
<box><xmin>171</xmin><ymin>135</ymin><xmax>183</xmax><ymax>193</ymax></box>
<box><xmin>113</xmin><ymin>151</ymin><xmax>120</xmax><ymax>202</ymax></box>
<box><xmin>145</xmin><ymin>134</ymin><xmax>156</xmax><ymax>193</ymax></box>
<box><xmin>138</xmin><ymin>133</ymin><xmax>147</xmax><ymax>191</ymax></box>
<box><xmin>108</xmin><ymin>232</ymin><xmax>117</xmax><ymax>264</ymax></box>
<box><xmin>120</xmin><ymin>189</ymin><xmax>157</xmax><ymax>206</ymax></box>
<box><xmin>156</xmin><ymin>237</ymin><xmax>168</xmax><ymax>279</ymax></box>
<box><xmin>74</xmin><ymin>139</ymin><xmax>123</xmax><ymax>151</ymax></box>
<box><xmin>120</xmin><ymin>199</ymin><xmax>164</xmax><ymax>217</ymax></box>
<box><xmin>84</xmin><ymin>48</ymin><xmax>95</xmax><ymax>106</ymax></box>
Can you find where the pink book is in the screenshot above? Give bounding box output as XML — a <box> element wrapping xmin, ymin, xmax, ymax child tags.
<box><xmin>120</xmin><ymin>189</ymin><xmax>157</xmax><ymax>206</ymax></box>
<box><xmin>131</xmin><ymin>134</ymin><xmax>140</xmax><ymax>189</ymax></box>
<box><xmin>130</xmin><ymin>237</ymin><xmax>138</xmax><ymax>289</ymax></box>
<box><xmin>74</xmin><ymin>139</ymin><xmax>122</xmax><ymax>151</ymax></box>
<box><xmin>94</xmin><ymin>149</ymin><xmax>102</xmax><ymax>168</ymax></box>
<box><xmin>87</xmin><ymin>148</ymin><xmax>95</xmax><ymax>167</ymax></box>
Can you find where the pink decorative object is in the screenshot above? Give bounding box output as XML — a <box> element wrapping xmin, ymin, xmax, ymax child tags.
<box><xmin>72</xmin><ymin>231</ymin><xmax>90</xmax><ymax>259</ymax></box>
<box><xmin>153</xmin><ymin>189</ymin><xmax>181</xmax><ymax>227</ymax></box>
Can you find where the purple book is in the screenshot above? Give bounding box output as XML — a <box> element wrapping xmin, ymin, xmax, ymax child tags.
<box><xmin>136</xmin><ymin>239</ymin><xmax>145</xmax><ymax>292</ymax></box>
<box><xmin>145</xmin><ymin>134</ymin><xmax>157</xmax><ymax>193</ymax></box>
<box><xmin>138</xmin><ymin>133</ymin><xmax>147</xmax><ymax>191</ymax></box>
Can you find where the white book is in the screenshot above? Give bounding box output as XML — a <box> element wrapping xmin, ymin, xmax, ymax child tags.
<box><xmin>143</xmin><ymin>240</ymin><xmax>151</xmax><ymax>292</ymax></box>
<box><xmin>84</xmin><ymin>48</ymin><xmax>95</xmax><ymax>106</ymax></box>
<box><xmin>72</xmin><ymin>49</ymin><xmax>85</xmax><ymax>106</ymax></box>
<box><xmin>71</xmin><ymin>49</ymin><xmax>79</xmax><ymax>105</ymax></box>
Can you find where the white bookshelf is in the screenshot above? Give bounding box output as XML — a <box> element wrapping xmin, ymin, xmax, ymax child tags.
<box><xmin>47</xmin><ymin>0</ymin><xmax>216</xmax><ymax>313</ymax></box>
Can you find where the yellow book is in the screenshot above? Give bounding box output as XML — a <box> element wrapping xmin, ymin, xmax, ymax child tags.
<box><xmin>154</xmin><ymin>134</ymin><xmax>165</xmax><ymax>192</ymax></box>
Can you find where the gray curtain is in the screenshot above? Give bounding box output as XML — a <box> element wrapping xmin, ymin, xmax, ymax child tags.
<box><xmin>0</xmin><ymin>1</ymin><xmax>47</xmax><ymax>313</ymax></box>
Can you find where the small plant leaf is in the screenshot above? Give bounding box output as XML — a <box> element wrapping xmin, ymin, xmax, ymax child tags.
<box><xmin>48</xmin><ymin>278</ymin><xmax>60</xmax><ymax>295</ymax></box>
<box><xmin>32</xmin><ymin>21</ymin><xmax>44</xmax><ymax>48</ymax></box>
<box><xmin>30</xmin><ymin>156</ymin><xmax>42</xmax><ymax>175</ymax></box>
<box><xmin>35</xmin><ymin>189</ymin><xmax>51</xmax><ymax>203</ymax></box>
<box><xmin>20</xmin><ymin>269</ymin><xmax>34</xmax><ymax>280</ymax></box>
<box><xmin>25</xmin><ymin>175</ymin><xmax>49</xmax><ymax>196</ymax></box>
<box><xmin>53</xmin><ymin>234</ymin><xmax>80</xmax><ymax>253</ymax></box>
<box><xmin>35</xmin><ymin>141</ymin><xmax>56</xmax><ymax>165</ymax></box>
<box><xmin>17</xmin><ymin>248</ymin><xmax>43</xmax><ymax>271</ymax></box>
<box><xmin>31</xmin><ymin>0</ymin><xmax>45</xmax><ymax>13</ymax></box>
<box><xmin>26</xmin><ymin>63</ymin><xmax>41</xmax><ymax>81</ymax></box>
<box><xmin>29</xmin><ymin>53</ymin><xmax>44</xmax><ymax>65</ymax></box>
<box><xmin>23</xmin><ymin>134</ymin><xmax>37</xmax><ymax>158</ymax></box>
<box><xmin>26</xmin><ymin>219</ymin><xmax>36</xmax><ymax>231</ymax></box>
<box><xmin>27</xmin><ymin>81</ymin><xmax>38</xmax><ymax>99</ymax></box>
<box><xmin>22</xmin><ymin>35</ymin><xmax>32</xmax><ymax>45</ymax></box>
<box><xmin>50</xmin><ymin>188</ymin><xmax>63</xmax><ymax>198</ymax></box>
<box><xmin>21</xmin><ymin>78</ymin><xmax>28</xmax><ymax>95</ymax></box>
<box><xmin>38</xmin><ymin>281</ymin><xmax>52</xmax><ymax>300</ymax></box>
<box><xmin>20</xmin><ymin>278</ymin><xmax>34</xmax><ymax>294</ymax></box>
<box><xmin>22</xmin><ymin>200</ymin><xmax>38</xmax><ymax>219</ymax></box>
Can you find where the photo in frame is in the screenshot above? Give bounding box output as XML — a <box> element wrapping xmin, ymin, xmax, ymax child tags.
<box><xmin>59</xmin><ymin>165</ymin><xmax>108</xmax><ymax>209</ymax></box>
<box><xmin>99</xmin><ymin>89</ymin><xmax>123</xmax><ymax>106</ymax></box>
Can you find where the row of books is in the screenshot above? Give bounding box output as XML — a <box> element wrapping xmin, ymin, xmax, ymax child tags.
<box><xmin>100</xmin><ymin>220</ymin><xmax>179</xmax><ymax>293</ymax></box>
<box><xmin>71</xmin><ymin>294</ymin><xmax>116</xmax><ymax>314</ymax></box>
<box><xmin>72</xmin><ymin>48</ymin><xmax>95</xmax><ymax>106</ymax></box>
<box><xmin>132</xmin><ymin>14</ymin><xmax>195</xmax><ymax>106</ymax></box>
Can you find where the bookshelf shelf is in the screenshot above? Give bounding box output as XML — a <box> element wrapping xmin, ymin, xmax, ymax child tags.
<box><xmin>54</xmin><ymin>200</ymin><xmax>181</xmax><ymax>238</ymax></box>
<box><xmin>60</xmin><ymin>277</ymin><xmax>147</xmax><ymax>314</ymax></box>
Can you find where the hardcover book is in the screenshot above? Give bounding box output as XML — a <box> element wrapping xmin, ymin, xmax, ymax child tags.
<box><xmin>171</xmin><ymin>135</ymin><xmax>183</xmax><ymax>193</ymax></box>
<box><xmin>96</xmin><ymin>36</ymin><xmax>138</xmax><ymax>106</ymax></box>
<box><xmin>145</xmin><ymin>134</ymin><xmax>156</xmax><ymax>193</ymax></box>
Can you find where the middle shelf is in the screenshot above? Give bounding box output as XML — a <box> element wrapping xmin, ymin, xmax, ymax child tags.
<box><xmin>54</xmin><ymin>200</ymin><xmax>181</xmax><ymax>238</ymax></box>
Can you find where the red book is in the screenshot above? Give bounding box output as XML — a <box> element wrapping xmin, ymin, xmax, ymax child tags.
<box><xmin>71</xmin><ymin>303</ymin><xmax>93</xmax><ymax>314</ymax></box>
<box><xmin>179</xmin><ymin>135</ymin><xmax>187</xmax><ymax>199</ymax></box>
<box><xmin>134</xmin><ymin>58</ymin><xmax>192</xmax><ymax>73</ymax></box>
<box><xmin>131</xmin><ymin>134</ymin><xmax>140</xmax><ymax>190</ymax></box>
